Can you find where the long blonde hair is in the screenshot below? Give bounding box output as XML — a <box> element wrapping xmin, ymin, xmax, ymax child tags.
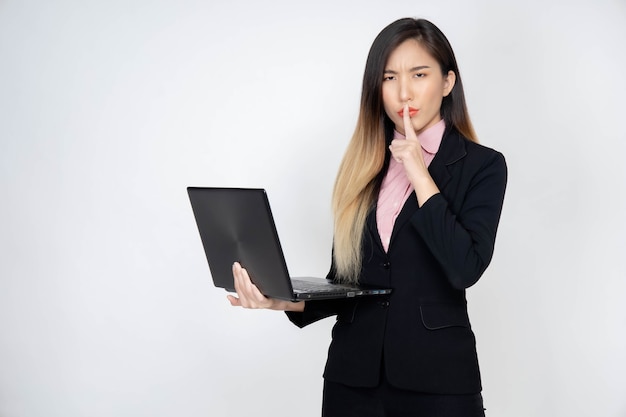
<box><xmin>331</xmin><ymin>18</ymin><xmax>478</xmax><ymax>283</ymax></box>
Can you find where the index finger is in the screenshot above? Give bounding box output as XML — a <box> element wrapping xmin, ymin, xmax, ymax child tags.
<box><xmin>403</xmin><ymin>103</ymin><xmax>418</xmax><ymax>141</ymax></box>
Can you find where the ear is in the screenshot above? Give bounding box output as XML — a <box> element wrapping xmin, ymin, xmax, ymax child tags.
<box><xmin>443</xmin><ymin>70</ymin><xmax>456</xmax><ymax>97</ymax></box>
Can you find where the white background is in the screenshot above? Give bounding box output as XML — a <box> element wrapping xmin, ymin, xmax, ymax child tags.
<box><xmin>1</xmin><ymin>0</ymin><xmax>625</xmax><ymax>416</ymax></box>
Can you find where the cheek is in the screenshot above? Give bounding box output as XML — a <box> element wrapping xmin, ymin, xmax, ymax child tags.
<box><xmin>422</xmin><ymin>84</ymin><xmax>444</xmax><ymax>107</ymax></box>
<box><xmin>381</xmin><ymin>87</ymin><xmax>392</xmax><ymax>107</ymax></box>
<box><xmin>381</xmin><ymin>91</ymin><xmax>396</xmax><ymax>118</ymax></box>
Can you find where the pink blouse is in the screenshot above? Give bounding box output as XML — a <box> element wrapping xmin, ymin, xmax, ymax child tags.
<box><xmin>376</xmin><ymin>120</ymin><xmax>445</xmax><ymax>252</ymax></box>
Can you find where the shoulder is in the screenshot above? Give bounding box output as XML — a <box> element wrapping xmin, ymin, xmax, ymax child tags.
<box><xmin>466</xmin><ymin>139</ymin><xmax>506</xmax><ymax>174</ymax></box>
<box><xmin>467</xmin><ymin>137</ymin><xmax>504</xmax><ymax>158</ymax></box>
<box><xmin>450</xmin><ymin>129</ymin><xmax>506</xmax><ymax>172</ymax></box>
<box><xmin>437</xmin><ymin>128</ymin><xmax>507</xmax><ymax>186</ymax></box>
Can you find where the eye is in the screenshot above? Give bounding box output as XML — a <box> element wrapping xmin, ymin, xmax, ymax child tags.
<box><xmin>383</xmin><ymin>75</ymin><xmax>396</xmax><ymax>81</ymax></box>
<box><xmin>413</xmin><ymin>73</ymin><xmax>425</xmax><ymax>78</ymax></box>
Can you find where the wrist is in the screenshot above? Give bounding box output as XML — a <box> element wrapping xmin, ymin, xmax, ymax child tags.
<box><xmin>412</xmin><ymin>176</ymin><xmax>440</xmax><ymax>208</ymax></box>
<box><xmin>276</xmin><ymin>300</ymin><xmax>305</xmax><ymax>312</ymax></box>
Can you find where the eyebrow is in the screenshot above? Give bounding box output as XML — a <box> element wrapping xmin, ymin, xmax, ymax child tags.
<box><xmin>383</xmin><ymin>66</ymin><xmax>431</xmax><ymax>74</ymax></box>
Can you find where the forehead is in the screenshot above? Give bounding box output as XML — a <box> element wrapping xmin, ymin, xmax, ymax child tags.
<box><xmin>385</xmin><ymin>38</ymin><xmax>439</xmax><ymax>69</ymax></box>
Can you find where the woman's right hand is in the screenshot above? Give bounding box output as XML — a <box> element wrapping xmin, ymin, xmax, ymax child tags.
<box><xmin>227</xmin><ymin>262</ymin><xmax>305</xmax><ymax>312</ymax></box>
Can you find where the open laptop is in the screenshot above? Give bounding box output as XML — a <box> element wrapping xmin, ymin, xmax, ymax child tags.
<box><xmin>187</xmin><ymin>187</ymin><xmax>392</xmax><ymax>301</ymax></box>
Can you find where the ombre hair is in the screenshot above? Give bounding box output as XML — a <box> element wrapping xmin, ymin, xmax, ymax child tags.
<box><xmin>331</xmin><ymin>18</ymin><xmax>478</xmax><ymax>283</ymax></box>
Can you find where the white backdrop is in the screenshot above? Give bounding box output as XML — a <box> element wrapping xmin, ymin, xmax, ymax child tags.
<box><xmin>1</xmin><ymin>0</ymin><xmax>625</xmax><ymax>416</ymax></box>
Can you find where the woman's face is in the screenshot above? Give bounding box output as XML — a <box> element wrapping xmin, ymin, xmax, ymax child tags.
<box><xmin>381</xmin><ymin>39</ymin><xmax>455</xmax><ymax>136</ymax></box>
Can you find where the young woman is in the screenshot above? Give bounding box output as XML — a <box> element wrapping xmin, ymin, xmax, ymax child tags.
<box><xmin>228</xmin><ymin>17</ymin><xmax>507</xmax><ymax>417</ymax></box>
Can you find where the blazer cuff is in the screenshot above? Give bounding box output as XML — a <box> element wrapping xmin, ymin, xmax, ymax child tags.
<box><xmin>285</xmin><ymin>298</ymin><xmax>346</xmax><ymax>328</ymax></box>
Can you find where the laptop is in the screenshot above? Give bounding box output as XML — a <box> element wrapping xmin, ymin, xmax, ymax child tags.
<box><xmin>187</xmin><ymin>187</ymin><xmax>392</xmax><ymax>301</ymax></box>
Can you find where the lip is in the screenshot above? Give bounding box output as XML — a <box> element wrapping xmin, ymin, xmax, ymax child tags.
<box><xmin>398</xmin><ymin>107</ymin><xmax>419</xmax><ymax>118</ymax></box>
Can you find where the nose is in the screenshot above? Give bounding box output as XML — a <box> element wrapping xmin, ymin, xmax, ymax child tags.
<box><xmin>399</xmin><ymin>77</ymin><xmax>412</xmax><ymax>103</ymax></box>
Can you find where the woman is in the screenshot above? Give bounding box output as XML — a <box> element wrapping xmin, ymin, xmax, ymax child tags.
<box><xmin>228</xmin><ymin>17</ymin><xmax>507</xmax><ymax>416</ymax></box>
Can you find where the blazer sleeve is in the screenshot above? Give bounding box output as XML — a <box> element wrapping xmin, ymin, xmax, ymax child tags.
<box><xmin>285</xmin><ymin>256</ymin><xmax>357</xmax><ymax>328</ymax></box>
<box><xmin>411</xmin><ymin>150</ymin><xmax>507</xmax><ymax>289</ymax></box>
<box><xmin>285</xmin><ymin>298</ymin><xmax>347</xmax><ymax>328</ymax></box>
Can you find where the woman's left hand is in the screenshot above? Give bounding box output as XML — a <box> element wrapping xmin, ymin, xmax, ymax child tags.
<box><xmin>388</xmin><ymin>103</ymin><xmax>441</xmax><ymax>207</ymax></box>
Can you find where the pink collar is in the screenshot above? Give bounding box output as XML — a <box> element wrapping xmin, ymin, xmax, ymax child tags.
<box><xmin>393</xmin><ymin>119</ymin><xmax>445</xmax><ymax>155</ymax></box>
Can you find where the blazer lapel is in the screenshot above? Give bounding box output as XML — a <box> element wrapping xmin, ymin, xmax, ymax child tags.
<box><xmin>366</xmin><ymin>207</ymin><xmax>385</xmax><ymax>252</ymax></box>
<box><xmin>428</xmin><ymin>127</ymin><xmax>467</xmax><ymax>191</ymax></box>
<box><xmin>390</xmin><ymin>190</ymin><xmax>419</xmax><ymax>242</ymax></box>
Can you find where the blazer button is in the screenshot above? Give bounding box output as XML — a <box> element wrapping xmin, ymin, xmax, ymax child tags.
<box><xmin>382</xmin><ymin>262</ymin><xmax>391</xmax><ymax>269</ymax></box>
<box><xmin>379</xmin><ymin>300</ymin><xmax>390</xmax><ymax>308</ymax></box>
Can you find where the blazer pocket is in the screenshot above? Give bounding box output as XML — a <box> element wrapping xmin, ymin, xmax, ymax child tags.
<box><xmin>420</xmin><ymin>303</ymin><xmax>470</xmax><ymax>330</ymax></box>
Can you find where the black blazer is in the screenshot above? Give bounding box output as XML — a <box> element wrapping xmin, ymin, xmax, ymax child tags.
<box><xmin>287</xmin><ymin>127</ymin><xmax>507</xmax><ymax>395</ymax></box>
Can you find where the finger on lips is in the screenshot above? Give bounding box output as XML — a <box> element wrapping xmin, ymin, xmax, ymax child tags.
<box><xmin>402</xmin><ymin>104</ymin><xmax>417</xmax><ymax>141</ymax></box>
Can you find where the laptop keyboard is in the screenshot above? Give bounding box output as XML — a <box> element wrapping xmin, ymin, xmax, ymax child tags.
<box><xmin>291</xmin><ymin>279</ymin><xmax>354</xmax><ymax>293</ymax></box>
